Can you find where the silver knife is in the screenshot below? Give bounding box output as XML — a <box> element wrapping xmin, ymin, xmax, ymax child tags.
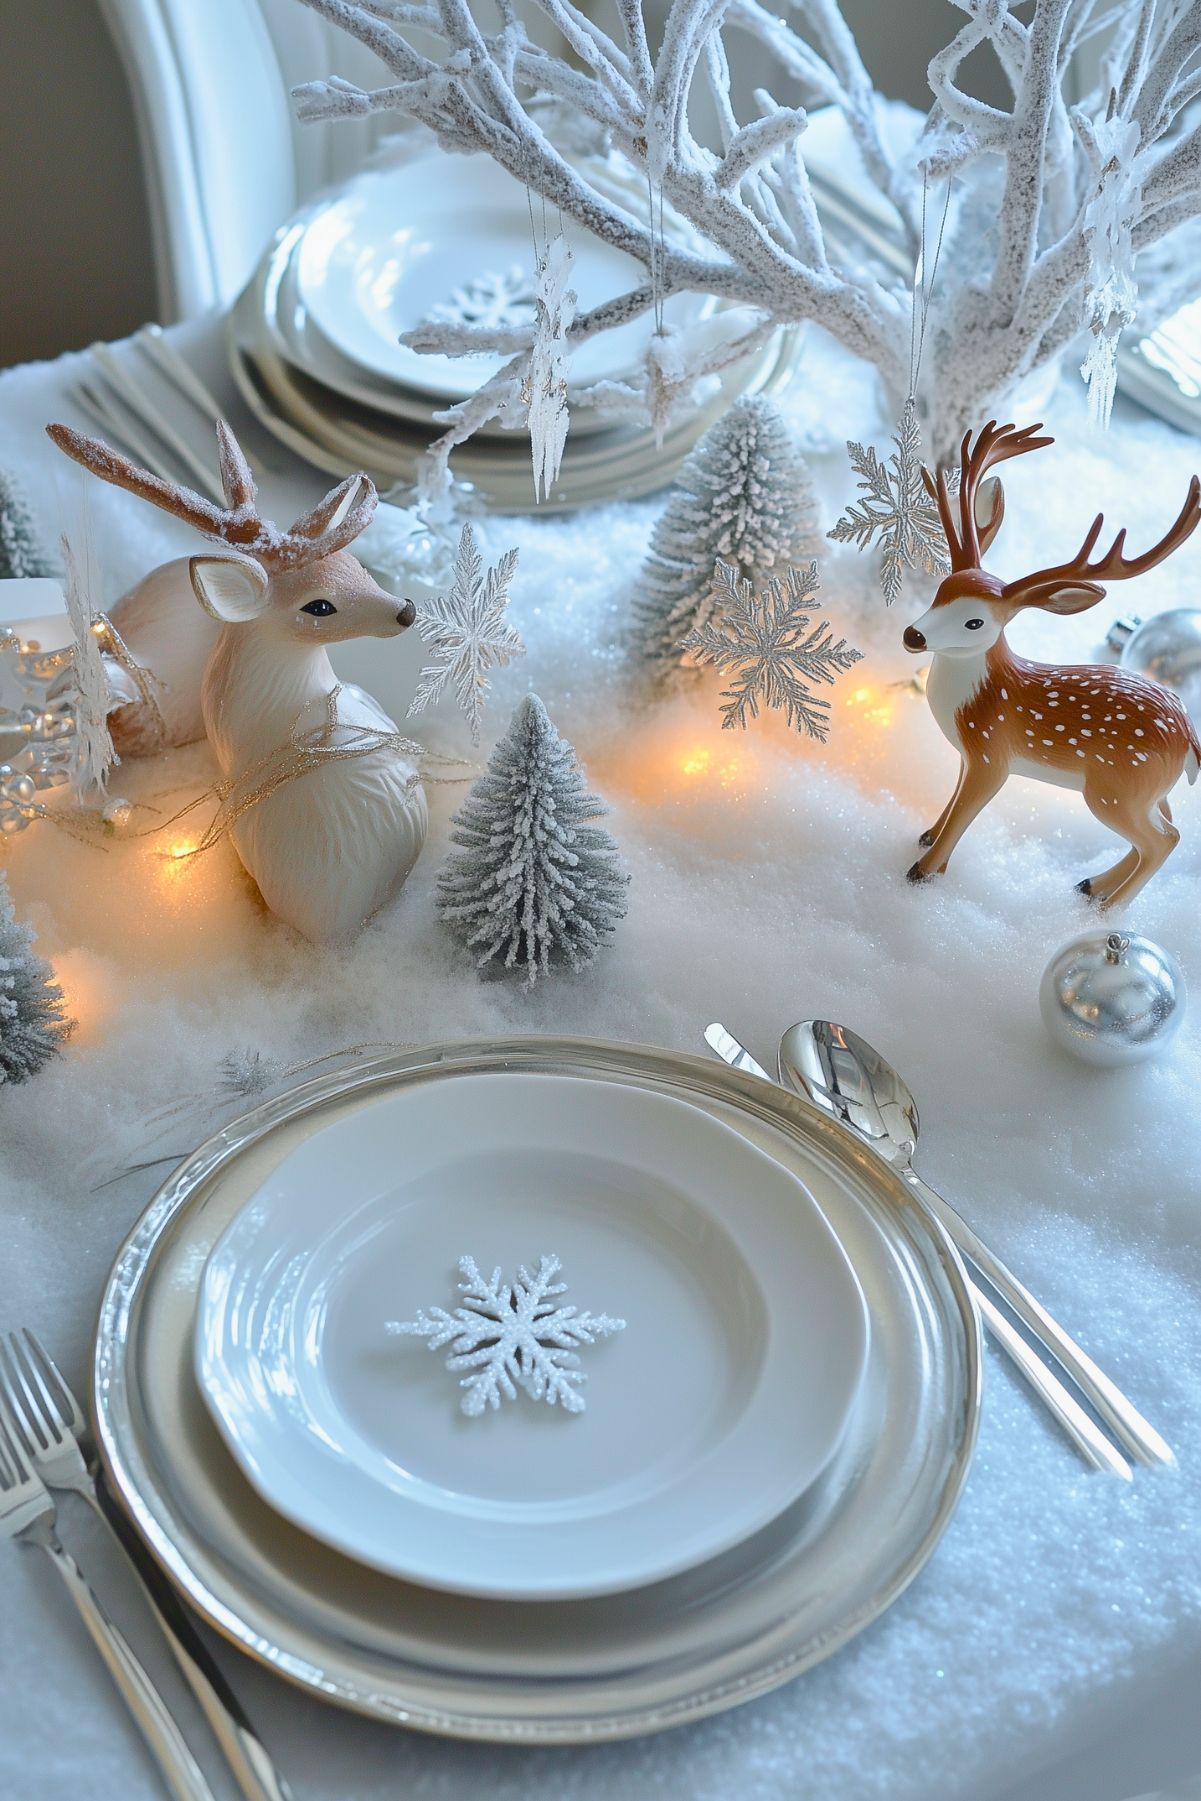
<box><xmin>703</xmin><ymin>1022</ymin><xmax>772</xmax><ymax>1083</ymax></box>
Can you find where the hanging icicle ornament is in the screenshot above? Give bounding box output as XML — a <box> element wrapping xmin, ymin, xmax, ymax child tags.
<box><xmin>1079</xmin><ymin>103</ymin><xmax>1142</xmax><ymax>429</ymax></box>
<box><xmin>829</xmin><ymin>177</ymin><xmax>955</xmax><ymax>604</ymax></box>
<box><xmin>522</xmin><ymin>235</ymin><xmax>576</xmax><ymax>503</ymax></box>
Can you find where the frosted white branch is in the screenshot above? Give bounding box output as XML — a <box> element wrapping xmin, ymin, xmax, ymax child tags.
<box><xmin>289</xmin><ymin>0</ymin><xmax>1201</xmax><ymax>459</ymax></box>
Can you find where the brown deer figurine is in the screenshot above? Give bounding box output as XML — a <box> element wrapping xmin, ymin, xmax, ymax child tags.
<box><xmin>47</xmin><ymin>420</ymin><xmax>428</xmax><ymax>941</ymax></box>
<box><xmin>903</xmin><ymin>421</ymin><xmax>1201</xmax><ymax>908</ymax></box>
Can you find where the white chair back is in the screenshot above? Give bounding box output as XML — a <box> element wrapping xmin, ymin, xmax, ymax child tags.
<box><xmin>97</xmin><ymin>0</ymin><xmax>393</xmax><ymax>320</ymax></box>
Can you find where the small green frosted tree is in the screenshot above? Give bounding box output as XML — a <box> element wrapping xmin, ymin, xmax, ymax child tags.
<box><xmin>0</xmin><ymin>470</ymin><xmax>55</xmax><ymax>581</ymax></box>
<box><xmin>0</xmin><ymin>873</ymin><xmax>72</xmax><ymax>1084</ymax></box>
<box><xmin>438</xmin><ymin>693</ymin><xmax>628</xmax><ymax>985</ymax></box>
<box><xmin>637</xmin><ymin>396</ymin><xmax>817</xmax><ymax>676</ymax></box>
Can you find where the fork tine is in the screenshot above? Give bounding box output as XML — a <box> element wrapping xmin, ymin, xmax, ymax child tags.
<box><xmin>0</xmin><ymin>1338</ymin><xmax>41</xmax><ymax>1456</ymax></box>
<box><xmin>0</xmin><ymin>1332</ymin><xmax>49</xmax><ymax>1455</ymax></box>
<box><xmin>0</xmin><ymin>1409</ymin><xmax>28</xmax><ymax>1487</ymax></box>
<box><xmin>21</xmin><ymin>1330</ymin><xmax>79</xmax><ymax>1434</ymax></box>
<box><xmin>11</xmin><ymin>1332</ymin><xmax>66</xmax><ymax>1445</ymax></box>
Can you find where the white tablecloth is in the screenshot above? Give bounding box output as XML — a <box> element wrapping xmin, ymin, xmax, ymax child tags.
<box><xmin>1</xmin><ymin>314</ymin><xmax>1200</xmax><ymax>1801</ymax></box>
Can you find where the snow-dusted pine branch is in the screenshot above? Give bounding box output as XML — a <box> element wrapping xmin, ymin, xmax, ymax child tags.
<box><xmin>289</xmin><ymin>0</ymin><xmax>1201</xmax><ymax>460</ymax></box>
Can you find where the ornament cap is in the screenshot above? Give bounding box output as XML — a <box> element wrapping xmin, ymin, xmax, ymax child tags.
<box><xmin>1105</xmin><ymin>614</ymin><xmax>1141</xmax><ymax>652</ymax></box>
<box><xmin>1104</xmin><ymin>932</ymin><xmax>1130</xmax><ymax>963</ymax></box>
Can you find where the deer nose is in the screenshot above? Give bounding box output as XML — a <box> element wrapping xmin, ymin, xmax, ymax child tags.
<box><xmin>397</xmin><ymin>598</ymin><xmax>416</xmax><ymax>629</ymax></box>
<box><xmin>903</xmin><ymin>625</ymin><xmax>926</xmax><ymax>652</ymax></box>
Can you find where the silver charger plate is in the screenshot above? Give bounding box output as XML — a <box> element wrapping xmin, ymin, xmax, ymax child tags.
<box><xmin>94</xmin><ymin>1039</ymin><xmax>981</xmax><ymax>1743</ymax></box>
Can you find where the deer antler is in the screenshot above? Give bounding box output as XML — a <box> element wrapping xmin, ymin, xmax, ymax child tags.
<box><xmin>46</xmin><ymin>422</ymin><xmax>377</xmax><ymax>569</ymax></box>
<box><xmin>924</xmin><ymin>421</ymin><xmax>1055</xmax><ymax>571</ymax></box>
<box><xmin>1004</xmin><ymin>475</ymin><xmax>1201</xmax><ymax>606</ymax></box>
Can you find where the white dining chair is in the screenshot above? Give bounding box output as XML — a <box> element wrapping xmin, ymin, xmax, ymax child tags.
<box><xmin>95</xmin><ymin>0</ymin><xmax>393</xmax><ymax>322</ymax></box>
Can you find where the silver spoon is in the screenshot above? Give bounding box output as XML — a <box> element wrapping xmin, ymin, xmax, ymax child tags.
<box><xmin>779</xmin><ymin>1019</ymin><xmax>1173</xmax><ymax>1472</ymax></box>
<box><xmin>706</xmin><ymin>1024</ymin><xmax>1131</xmax><ymax>1476</ymax></box>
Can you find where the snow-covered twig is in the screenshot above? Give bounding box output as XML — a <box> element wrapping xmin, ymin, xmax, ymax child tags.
<box><xmin>290</xmin><ymin>0</ymin><xmax>1201</xmax><ymax>458</ymax></box>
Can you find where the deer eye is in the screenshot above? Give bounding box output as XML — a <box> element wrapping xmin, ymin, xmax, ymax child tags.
<box><xmin>301</xmin><ymin>598</ymin><xmax>337</xmax><ymax>617</ymax></box>
<box><xmin>964</xmin><ymin>617</ymin><xmax>985</xmax><ymax>630</ymax></box>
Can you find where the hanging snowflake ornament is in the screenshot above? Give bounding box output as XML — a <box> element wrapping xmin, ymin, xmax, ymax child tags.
<box><xmin>522</xmin><ymin>236</ymin><xmax>576</xmax><ymax>503</ymax></box>
<box><xmin>406</xmin><ymin>522</ymin><xmax>523</xmax><ymax>744</ymax></box>
<box><xmin>679</xmin><ymin>560</ymin><xmax>862</xmax><ymax>738</ymax></box>
<box><xmin>388</xmin><ymin>1254</ymin><xmax>626</xmax><ymax>1417</ymax></box>
<box><xmin>828</xmin><ymin>397</ymin><xmax>954</xmax><ymax>604</ymax></box>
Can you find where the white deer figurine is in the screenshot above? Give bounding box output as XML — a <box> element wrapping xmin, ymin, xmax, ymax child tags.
<box><xmin>903</xmin><ymin>420</ymin><xmax>1201</xmax><ymax>908</ymax></box>
<box><xmin>48</xmin><ymin>420</ymin><xmax>427</xmax><ymax>942</ymax></box>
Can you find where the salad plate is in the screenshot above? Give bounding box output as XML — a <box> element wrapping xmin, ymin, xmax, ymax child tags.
<box><xmin>293</xmin><ymin>153</ymin><xmax>714</xmax><ymax>402</ymax></box>
<box><xmin>195</xmin><ymin>1073</ymin><xmax>870</xmax><ymax>1599</ymax></box>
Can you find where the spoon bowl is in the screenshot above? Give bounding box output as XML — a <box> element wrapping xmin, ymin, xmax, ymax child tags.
<box><xmin>777</xmin><ymin>1021</ymin><xmax>920</xmax><ymax>1167</ymax></box>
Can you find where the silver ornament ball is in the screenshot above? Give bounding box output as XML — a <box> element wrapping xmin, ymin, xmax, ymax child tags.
<box><xmin>1107</xmin><ymin>608</ymin><xmax>1201</xmax><ymax>712</ymax></box>
<box><xmin>1040</xmin><ymin>930</ymin><xmax>1186</xmax><ymax>1067</ymax></box>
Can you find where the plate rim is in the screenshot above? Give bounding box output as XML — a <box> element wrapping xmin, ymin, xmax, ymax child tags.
<box><xmin>94</xmin><ymin>1035</ymin><xmax>982</xmax><ymax>1743</ymax></box>
<box><xmin>194</xmin><ymin>1069</ymin><xmax>871</xmax><ymax>1599</ymax></box>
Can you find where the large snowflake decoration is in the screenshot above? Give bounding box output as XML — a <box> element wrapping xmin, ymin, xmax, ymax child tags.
<box><xmin>679</xmin><ymin>560</ymin><xmax>862</xmax><ymax>739</ymax></box>
<box><xmin>828</xmin><ymin>398</ymin><xmax>953</xmax><ymax>604</ymax></box>
<box><xmin>406</xmin><ymin>522</ymin><xmax>524</xmax><ymax>744</ymax></box>
<box><xmin>388</xmin><ymin>1254</ymin><xmax>626</xmax><ymax>1417</ymax></box>
<box><xmin>425</xmin><ymin>266</ymin><xmax>538</xmax><ymax>333</ymax></box>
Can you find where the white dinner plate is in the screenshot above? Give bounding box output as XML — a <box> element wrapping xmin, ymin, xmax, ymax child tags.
<box><xmin>96</xmin><ymin>1041</ymin><xmax>980</xmax><ymax>1741</ymax></box>
<box><xmin>196</xmin><ymin>1073</ymin><xmax>869</xmax><ymax>1599</ymax></box>
<box><xmin>295</xmin><ymin>155</ymin><xmax>712</xmax><ymax>401</ymax></box>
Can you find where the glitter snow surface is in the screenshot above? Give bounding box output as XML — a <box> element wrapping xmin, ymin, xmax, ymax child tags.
<box><xmin>1</xmin><ymin>329</ymin><xmax>1201</xmax><ymax>1801</ymax></box>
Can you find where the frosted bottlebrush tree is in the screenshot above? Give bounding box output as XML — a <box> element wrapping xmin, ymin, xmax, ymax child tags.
<box><xmin>290</xmin><ymin>0</ymin><xmax>1201</xmax><ymax>464</ymax></box>
<box><xmin>638</xmin><ymin>396</ymin><xmax>817</xmax><ymax>674</ymax></box>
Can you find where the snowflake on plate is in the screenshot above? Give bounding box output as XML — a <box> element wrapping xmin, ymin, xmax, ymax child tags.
<box><xmin>406</xmin><ymin>522</ymin><xmax>524</xmax><ymax>744</ymax></box>
<box><xmin>387</xmin><ymin>1254</ymin><xmax>625</xmax><ymax>1417</ymax></box>
<box><xmin>425</xmin><ymin>265</ymin><xmax>538</xmax><ymax>332</ymax></box>
<box><xmin>827</xmin><ymin>398</ymin><xmax>955</xmax><ymax>604</ymax></box>
<box><xmin>679</xmin><ymin>559</ymin><xmax>862</xmax><ymax>739</ymax></box>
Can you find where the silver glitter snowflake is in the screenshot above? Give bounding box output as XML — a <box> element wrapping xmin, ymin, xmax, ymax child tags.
<box><xmin>828</xmin><ymin>398</ymin><xmax>953</xmax><ymax>604</ymax></box>
<box><xmin>388</xmin><ymin>1254</ymin><xmax>626</xmax><ymax>1417</ymax></box>
<box><xmin>406</xmin><ymin>522</ymin><xmax>524</xmax><ymax>744</ymax></box>
<box><xmin>679</xmin><ymin>559</ymin><xmax>862</xmax><ymax>739</ymax></box>
<box><xmin>425</xmin><ymin>266</ymin><xmax>538</xmax><ymax>332</ymax></box>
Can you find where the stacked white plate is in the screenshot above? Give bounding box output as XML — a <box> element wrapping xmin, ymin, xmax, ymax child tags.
<box><xmin>95</xmin><ymin>1038</ymin><xmax>980</xmax><ymax>1742</ymax></box>
<box><xmin>229</xmin><ymin>151</ymin><xmax>804</xmax><ymax>512</ymax></box>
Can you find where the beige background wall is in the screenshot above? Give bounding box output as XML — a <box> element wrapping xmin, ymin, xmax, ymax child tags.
<box><xmin>0</xmin><ymin>0</ymin><xmax>1006</xmax><ymax>371</ymax></box>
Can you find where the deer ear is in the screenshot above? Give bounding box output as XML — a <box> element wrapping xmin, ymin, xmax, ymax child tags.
<box><xmin>975</xmin><ymin>477</ymin><xmax>1005</xmax><ymax>554</ymax></box>
<box><xmin>1015</xmin><ymin>579</ymin><xmax>1106</xmax><ymax>616</ymax></box>
<box><xmin>190</xmin><ymin>555</ymin><xmax>270</xmax><ymax>623</ymax></box>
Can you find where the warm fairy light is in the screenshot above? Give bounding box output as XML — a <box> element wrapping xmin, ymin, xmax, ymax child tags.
<box><xmin>845</xmin><ymin>685</ymin><xmax>893</xmax><ymax>728</ymax></box>
<box><xmin>676</xmin><ymin>743</ymin><xmax>744</xmax><ymax>788</ymax></box>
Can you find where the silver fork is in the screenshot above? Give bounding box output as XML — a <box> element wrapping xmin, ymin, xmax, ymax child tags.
<box><xmin>0</xmin><ymin>1330</ymin><xmax>293</xmax><ymax>1801</ymax></box>
<box><xmin>0</xmin><ymin>1407</ymin><xmax>214</xmax><ymax>1800</ymax></box>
